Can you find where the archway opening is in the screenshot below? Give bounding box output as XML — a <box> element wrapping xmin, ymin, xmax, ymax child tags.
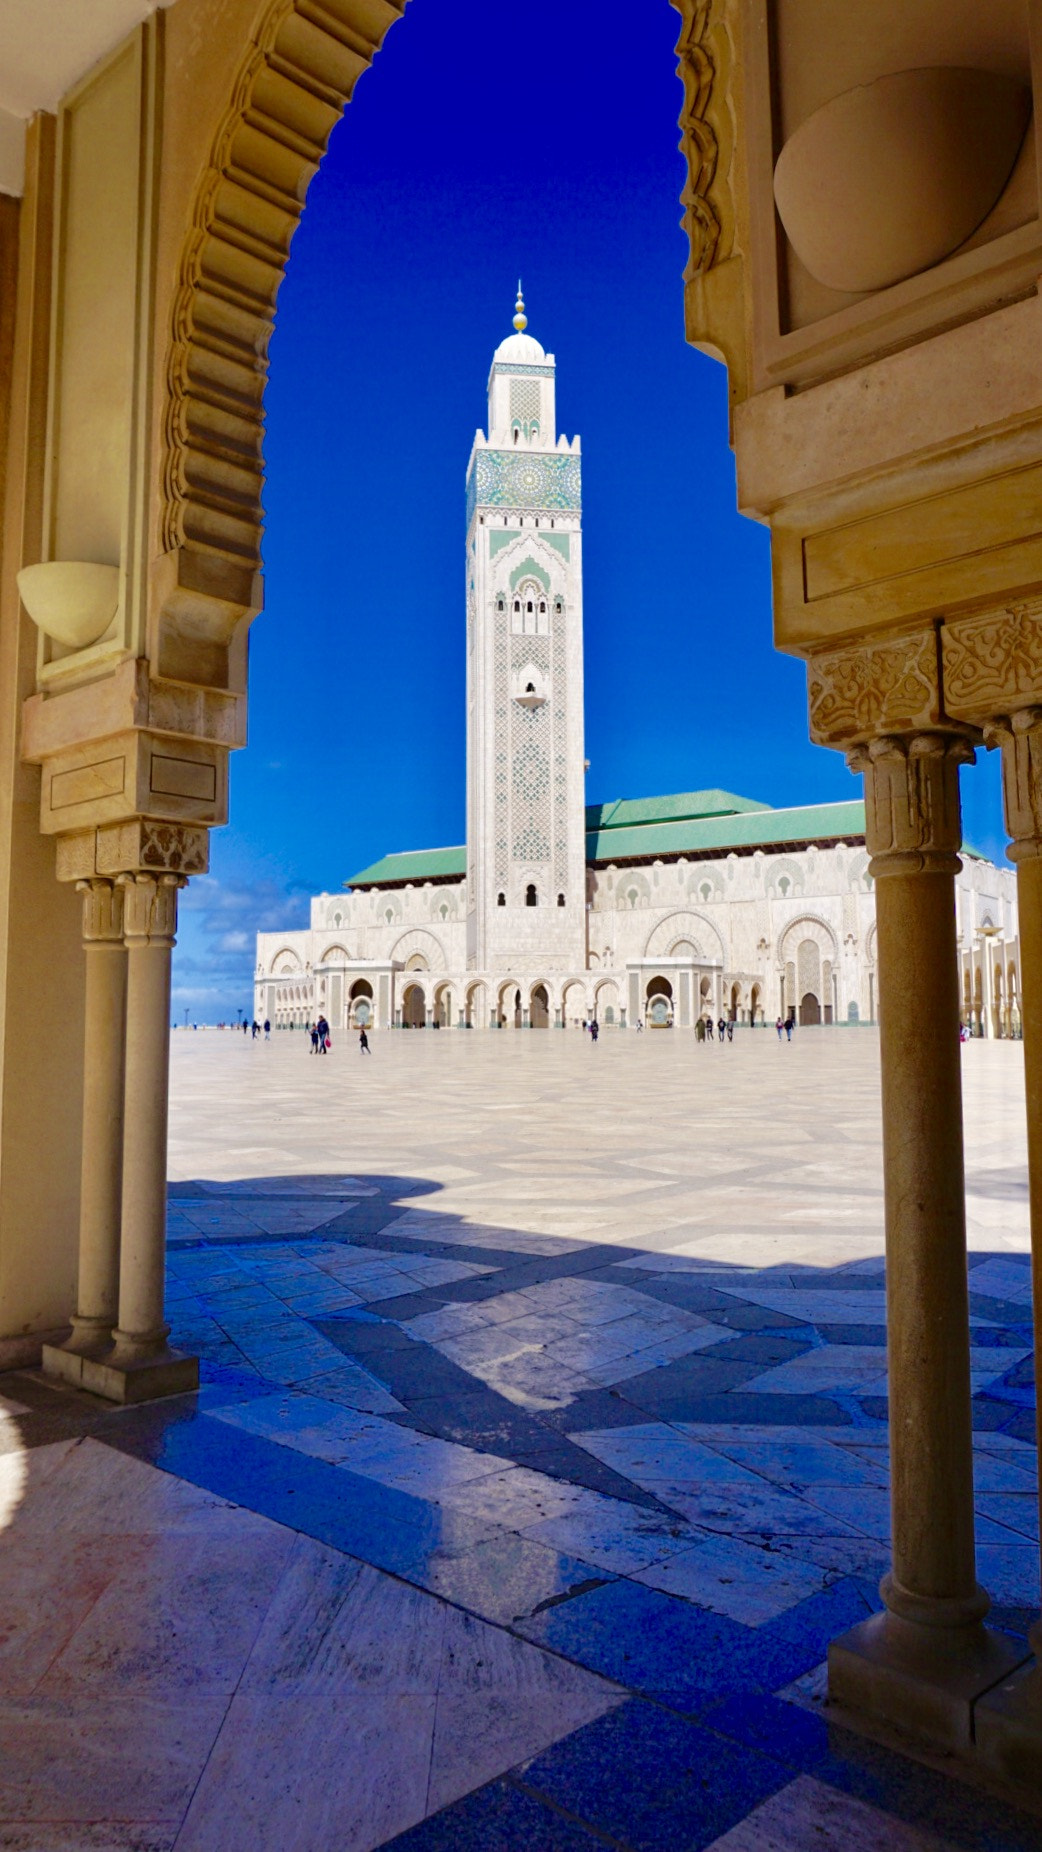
<box><xmin>530</xmin><ymin>983</ymin><xmax>549</xmax><ymax>1028</ymax></box>
<box><xmin>402</xmin><ymin>984</ymin><xmax>426</xmax><ymax>1028</ymax></box>
<box><xmin>646</xmin><ymin>974</ymin><xmax>673</xmax><ymax>1027</ymax></box>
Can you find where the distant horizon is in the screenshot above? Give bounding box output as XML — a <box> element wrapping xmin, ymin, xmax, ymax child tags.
<box><xmin>170</xmin><ymin>0</ymin><xmax>1007</xmax><ymax>1023</ymax></box>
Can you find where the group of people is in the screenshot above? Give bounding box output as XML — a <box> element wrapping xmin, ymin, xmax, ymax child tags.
<box><xmin>243</xmin><ymin>1020</ymin><xmax>270</xmax><ymax>1039</ymax></box>
<box><xmin>775</xmin><ymin>1016</ymin><xmax>796</xmax><ymax>1042</ymax></box>
<box><xmin>303</xmin><ymin>1018</ymin><xmax>371</xmax><ymax>1054</ymax></box>
<box><xmin>695</xmin><ymin>1016</ymin><xmax>735</xmax><ymax>1043</ymax></box>
<box><xmin>582</xmin><ymin>1019</ymin><xmax>600</xmax><ymax>1042</ymax></box>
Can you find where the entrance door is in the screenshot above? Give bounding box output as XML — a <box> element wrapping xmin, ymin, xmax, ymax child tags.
<box><xmin>402</xmin><ymin>985</ymin><xmax>425</xmax><ymax>1027</ymax></box>
<box><xmin>799</xmin><ymin>991</ymin><xmax>820</xmax><ymax>1026</ymax></box>
<box><xmin>531</xmin><ymin>984</ymin><xmax>549</xmax><ymax>1028</ymax></box>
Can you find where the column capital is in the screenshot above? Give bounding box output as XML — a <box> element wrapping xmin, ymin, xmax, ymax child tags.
<box><xmin>117</xmin><ymin>872</ymin><xmax>184</xmax><ymax>946</ymax></box>
<box><xmin>75</xmin><ymin>877</ymin><xmax>124</xmax><ymax>944</ymax></box>
<box><xmin>849</xmin><ymin>732</ymin><xmax>974</xmax><ymax>877</ymax></box>
<box><xmin>983</xmin><ymin>706</ymin><xmax>1042</xmax><ymax>862</ymax></box>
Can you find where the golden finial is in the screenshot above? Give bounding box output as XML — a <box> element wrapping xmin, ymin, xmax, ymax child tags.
<box><xmin>513</xmin><ymin>281</ymin><xmax>527</xmax><ymax>333</ymax></box>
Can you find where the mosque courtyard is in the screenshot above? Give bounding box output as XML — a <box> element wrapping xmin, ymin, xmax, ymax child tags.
<box><xmin>1</xmin><ymin>1026</ymin><xmax>1040</xmax><ymax>1849</ymax></box>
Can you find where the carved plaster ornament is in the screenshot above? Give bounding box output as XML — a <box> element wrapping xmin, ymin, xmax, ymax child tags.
<box><xmin>774</xmin><ymin>68</ymin><xmax>1031</xmax><ymax>294</ymax></box>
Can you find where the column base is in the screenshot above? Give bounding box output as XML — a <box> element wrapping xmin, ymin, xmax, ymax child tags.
<box><xmin>975</xmin><ymin>1660</ymin><xmax>1042</xmax><ymax>1795</ymax></box>
<box><xmin>60</xmin><ymin>1316</ymin><xmax>114</xmax><ymax>1358</ymax></box>
<box><xmin>828</xmin><ymin>1611</ymin><xmax>1029</xmax><ymax>1753</ymax></box>
<box><xmin>41</xmin><ymin>1340</ymin><xmax>198</xmax><ymax>1403</ymax></box>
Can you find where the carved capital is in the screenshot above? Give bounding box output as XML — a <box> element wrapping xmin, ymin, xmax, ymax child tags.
<box><xmin>941</xmin><ymin>600</ymin><xmax>1042</xmax><ymax>727</ymax></box>
<box><xmin>849</xmin><ymin>733</ymin><xmax>973</xmax><ymax>877</ymax></box>
<box><xmin>76</xmin><ymin>878</ymin><xmax>124</xmax><ymax>945</ymax></box>
<box><xmin>118</xmin><ymin>873</ymin><xmax>184</xmax><ymax>947</ymax></box>
<box><xmin>983</xmin><ymin>706</ymin><xmax>1042</xmax><ymax>861</ymax></box>
<box><xmin>807</xmin><ymin>629</ymin><xmax>946</xmax><ymax>749</ymax></box>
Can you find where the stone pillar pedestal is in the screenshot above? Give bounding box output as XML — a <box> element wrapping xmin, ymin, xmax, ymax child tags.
<box><xmin>827</xmin><ymin>734</ymin><xmax>1026</xmax><ymax>1750</ymax></box>
<box><xmin>43</xmin><ymin>881</ymin><xmax>127</xmax><ymax>1384</ymax></box>
<box><xmin>974</xmin><ymin>710</ymin><xmax>1042</xmax><ymax>1786</ymax></box>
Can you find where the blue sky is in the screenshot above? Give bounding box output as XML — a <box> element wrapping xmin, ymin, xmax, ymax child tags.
<box><xmin>171</xmin><ymin>0</ymin><xmax>1006</xmax><ymax>1021</ymax></box>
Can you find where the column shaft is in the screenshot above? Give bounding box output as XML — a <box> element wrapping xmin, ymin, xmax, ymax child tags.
<box><xmin>111</xmin><ymin>875</ymin><xmax>180</xmax><ymax>1365</ymax></box>
<box><xmin>874</xmin><ymin>864</ymin><xmax>980</xmax><ymax>1617</ymax></box>
<box><xmin>66</xmin><ymin>881</ymin><xmax>126</xmax><ymax>1350</ymax></box>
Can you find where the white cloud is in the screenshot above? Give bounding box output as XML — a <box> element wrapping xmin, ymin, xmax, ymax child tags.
<box><xmin>173</xmin><ymin>873</ymin><xmax>311</xmax><ymax>1022</ymax></box>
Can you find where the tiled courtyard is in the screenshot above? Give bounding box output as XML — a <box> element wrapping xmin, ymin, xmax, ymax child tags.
<box><xmin>1</xmin><ymin>1026</ymin><xmax>1039</xmax><ymax>1848</ymax></box>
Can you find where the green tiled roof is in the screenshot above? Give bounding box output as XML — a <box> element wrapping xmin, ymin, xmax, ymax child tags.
<box><xmin>585</xmin><ymin>790</ymin><xmax>770</xmax><ymax>832</ymax></box>
<box><xmin>347</xmin><ymin>846</ymin><xmax>466</xmax><ymax>888</ymax></box>
<box><xmin>585</xmin><ymin>799</ymin><xmax>867</xmax><ymax>864</ymax></box>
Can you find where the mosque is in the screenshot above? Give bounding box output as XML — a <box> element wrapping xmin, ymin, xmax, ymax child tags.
<box><xmin>254</xmin><ymin>297</ymin><xmax>1019</xmax><ymax>1038</ymax></box>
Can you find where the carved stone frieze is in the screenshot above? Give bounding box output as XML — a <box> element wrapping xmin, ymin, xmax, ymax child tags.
<box><xmin>807</xmin><ymin>628</ymin><xmax>943</xmax><ymax>748</ymax></box>
<box><xmin>672</xmin><ymin>0</ymin><xmax>723</xmax><ymax>280</ymax></box>
<box><xmin>55</xmin><ymin>822</ymin><xmax>210</xmax><ymax>883</ymax></box>
<box><xmin>161</xmin><ymin>0</ymin><xmax>408</xmax><ymax>656</ymax></box>
<box><xmin>119</xmin><ymin>872</ymin><xmax>183</xmax><ymax>947</ymax></box>
<box><xmin>941</xmin><ymin>600</ymin><xmax>1042</xmax><ymax>727</ymax></box>
<box><xmin>848</xmin><ymin>734</ymin><xmax>973</xmax><ymax>877</ymax></box>
<box><xmin>76</xmin><ymin>879</ymin><xmax>124</xmax><ymax>945</ymax></box>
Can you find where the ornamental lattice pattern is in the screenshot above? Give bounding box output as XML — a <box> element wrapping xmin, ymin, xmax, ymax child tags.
<box><xmin>510</xmin><ymin>379</ymin><xmax>541</xmax><ymax>426</ymax></box>
<box><xmin>512</xmin><ymin>707</ymin><xmax>551</xmax><ymax>862</ymax></box>
<box><xmin>494</xmin><ymin>605</ymin><xmax>509</xmax><ymax>890</ymax></box>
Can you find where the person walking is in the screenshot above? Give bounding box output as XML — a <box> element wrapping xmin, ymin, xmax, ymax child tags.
<box><xmin>785</xmin><ymin>1017</ymin><xmax>794</xmax><ymax>1042</ymax></box>
<box><xmin>705</xmin><ymin>1017</ymin><xmax>713</xmax><ymax>1040</ymax></box>
<box><xmin>316</xmin><ymin>1014</ymin><xmax>330</xmax><ymax>1053</ymax></box>
<box><xmin>696</xmin><ymin>1017</ymin><xmax>705</xmax><ymax>1044</ymax></box>
<box><xmin>775</xmin><ymin>1017</ymin><xmax>783</xmax><ymax>1040</ymax></box>
<box><xmin>717</xmin><ymin>1017</ymin><xmax>726</xmax><ymax>1044</ymax></box>
<box><xmin>726</xmin><ymin>1020</ymin><xmax>734</xmax><ymax>1043</ymax></box>
<box><xmin>359</xmin><ymin>1026</ymin><xmax>370</xmax><ymax>1054</ymax></box>
<box><xmin>263</xmin><ymin>1019</ymin><xmax>271</xmax><ymax>1040</ymax></box>
<box><xmin>590</xmin><ymin>1018</ymin><xmax>599</xmax><ymax>1043</ymax></box>
<box><xmin>309</xmin><ymin>1022</ymin><xmax>319</xmax><ymax>1053</ymax></box>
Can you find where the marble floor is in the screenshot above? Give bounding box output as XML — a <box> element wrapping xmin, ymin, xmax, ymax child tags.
<box><xmin>1</xmin><ymin>1026</ymin><xmax>1039</xmax><ymax>1848</ymax></box>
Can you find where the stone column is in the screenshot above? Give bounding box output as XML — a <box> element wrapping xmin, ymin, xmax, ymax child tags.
<box><xmin>975</xmin><ymin>708</ymin><xmax>1042</xmax><ymax>1778</ymax></box>
<box><xmin>828</xmin><ymin>733</ymin><xmax>1025</xmax><ymax>1747</ymax></box>
<box><xmin>101</xmin><ymin>873</ymin><xmax>197</xmax><ymax>1400</ymax></box>
<box><xmin>43</xmin><ymin>881</ymin><xmax>127</xmax><ymax>1380</ymax></box>
<box><xmin>70</xmin><ymin>880</ymin><xmax>127</xmax><ymax>1347</ymax></box>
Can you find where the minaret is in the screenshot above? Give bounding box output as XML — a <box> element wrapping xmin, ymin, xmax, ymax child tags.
<box><xmin>465</xmin><ymin>290</ymin><xmax>586</xmax><ymax>976</ymax></box>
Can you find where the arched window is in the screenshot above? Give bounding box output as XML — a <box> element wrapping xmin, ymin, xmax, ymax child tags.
<box><xmin>496</xmin><ymin>596</ymin><xmax>505</xmax><ymax>613</ymax></box>
<box><xmin>526</xmin><ymin>600</ymin><xmax>533</xmax><ymax>615</ymax></box>
<box><xmin>553</xmin><ymin>597</ymin><xmax>563</xmax><ymax>617</ymax></box>
<box><xmin>526</xmin><ymin>884</ymin><xmax>537</xmax><ymax>907</ymax></box>
<box><xmin>557</xmin><ymin>893</ymin><xmax>565</xmax><ymax>907</ymax></box>
<box><xmin>513</xmin><ymin>427</ymin><xmax>520</xmax><ymax>444</ymax></box>
<box><xmin>513</xmin><ymin>599</ymin><xmax>521</xmax><ymax>616</ymax></box>
<box><xmin>539</xmin><ymin>601</ymin><xmax>546</xmax><ymax>616</ymax></box>
<box><xmin>497</xmin><ymin>892</ymin><xmax>505</xmax><ymax>906</ymax></box>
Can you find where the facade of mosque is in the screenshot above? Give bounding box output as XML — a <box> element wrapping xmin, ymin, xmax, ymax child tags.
<box><xmin>254</xmin><ymin>304</ymin><xmax>1019</xmax><ymax>1037</ymax></box>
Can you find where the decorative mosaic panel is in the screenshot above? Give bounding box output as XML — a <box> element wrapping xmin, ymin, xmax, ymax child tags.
<box><xmin>494</xmin><ymin>604</ymin><xmax>509</xmax><ymax>891</ymax></box>
<box><xmin>553</xmin><ymin>606</ymin><xmax>568</xmax><ymax>889</ymax></box>
<box><xmin>512</xmin><ymin>706</ymin><xmax>551</xmax><ymax>863</ymax></box>
<box><xmin>491</xmin><ymin>362</ymin><xmax>555</xmax><ymax>377</ymax></box>
<box><xmin>468</xmin><ymin>450</ymin><xmax>581</xmax><ymax>524</ymax></box>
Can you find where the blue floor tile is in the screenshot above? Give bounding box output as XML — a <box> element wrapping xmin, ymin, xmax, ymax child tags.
<box><xmin>517</xmin><ymin>1698</ymin><xmax>790</xmax><ymax>1852</ymax></box>
<box><xmin>383</xmin><ymin>1780</ymin><xmax>609</xmax><ymax>1850</ymax></box>
<box><xmin>518</xmin><ymin>1579</ymin><xmax>759</xmax><ymax>1710</ymax></box>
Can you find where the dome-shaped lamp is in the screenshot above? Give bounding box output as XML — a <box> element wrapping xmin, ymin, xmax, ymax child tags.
<box><xmin>16</xmin><ymin>561</ymin><xmax>120</xmax><ymax>650</ymax></box>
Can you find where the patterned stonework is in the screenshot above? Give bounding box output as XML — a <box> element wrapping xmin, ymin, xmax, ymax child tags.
<box><xmin>119</xmin><ymin>872</ymin><xmax>184</xmax><ymax>946</ymax></box>
<box><xmin>942</xmin><ymin>601</ymin><xmax>1042</xmax><ymax>725</ymax></box>
<box><xmin>77</xmin><ymin>879</ymin><xmax>124</xmax><ymax>945</ymax></box>
<box><xmin>807</xmin><ymin>629</ymin><xmax>941</xmax><ymax>748</ymax></box>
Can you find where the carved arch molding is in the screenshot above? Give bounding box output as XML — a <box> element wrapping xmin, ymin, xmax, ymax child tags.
<box><xmin>162</xmin><ymin>0</ymin><xmax>408</xmax><ymax>616</ymax></box>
